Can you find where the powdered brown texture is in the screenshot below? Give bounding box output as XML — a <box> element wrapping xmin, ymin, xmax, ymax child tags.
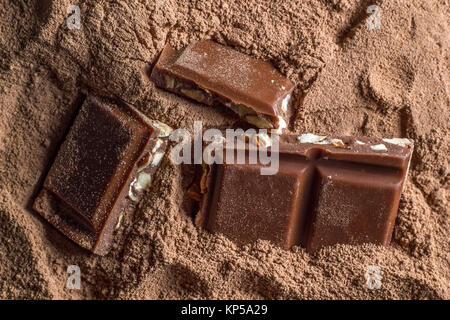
<box><xmin>0</xmin><ymin>0</ymin><xmax>448</xmax><ymax>299</ymax></box>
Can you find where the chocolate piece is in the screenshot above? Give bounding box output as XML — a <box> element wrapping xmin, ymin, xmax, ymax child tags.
<box><xmin>33</xmin><ymin>96</ymin><xmax>171</xmax><ymax>255</ymax></box>
<box><xmin>195</xmin><ymin>133</ymin><xmax>413</xmax><ymax>251</ymax></box>
<box><xmin>151</xmin><ymin>40</ymin><xmax>295</xmax><ymax>131</ymax></box>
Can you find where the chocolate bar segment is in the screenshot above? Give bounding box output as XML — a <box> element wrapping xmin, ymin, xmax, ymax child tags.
<box><xmin>33</xmin><ymin>96</ymin><xmax>171</xmax><ymax>255</ymax></box>
<box><xmin>198</xmin><ymin>160</ymin><xmax>311</xmax><ymax>249</ymax></box>
<box><xmin>151</xmin><ymin>40</ymin><xmax>295</xmax><ymax>131</ymax></box>
<box><xmin>195</xmin><ymin>134</ymin><xmax>413</xmax><ymax>251</ymax></box>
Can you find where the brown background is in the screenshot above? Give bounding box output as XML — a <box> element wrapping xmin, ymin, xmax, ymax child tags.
<box><xmin>0</xmin><ymin>0</ymin><xmax>448</xmax><ymax>299</ymax></box>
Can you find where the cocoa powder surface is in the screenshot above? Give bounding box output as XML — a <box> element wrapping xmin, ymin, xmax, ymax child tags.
<box><xmin>0</xmin><ymin>0</ymin><xmax>448</xmax><ymax>299</ymax></box>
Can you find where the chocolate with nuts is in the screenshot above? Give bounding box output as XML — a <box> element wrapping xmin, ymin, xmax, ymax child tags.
<box><xmin>33</xmin><ymin>96</ymin><xmax>171</xmax><ymax>255</ymax></box>
<box><xmin>150</xmin><ymin>40</ymin><xmax>295</xmax><ymax>131</ymax></box>
<box><xmin>195</xmin><ymin>133</ymin><xmax>413</xmax><ymax>251</ymax></box>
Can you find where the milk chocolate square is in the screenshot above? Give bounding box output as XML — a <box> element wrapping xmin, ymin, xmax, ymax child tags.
<box><xmin>198</xmin><ymin>161</ymin><xmax>310</xmax><ymax>249</ymax></box>
<box><xmin>306</xmin><ymin>161</ymin><xmax>404</xmax><ymax>251</ymax></box>
<box><xmin>33</xmin><ymin>96</ymin><xmax>172</xmax><ymax>255</ymax></box>
<box><xmin>151</xmin><ymin>40</ymin><xmax>295</xmax><ymax>131</ymax></box>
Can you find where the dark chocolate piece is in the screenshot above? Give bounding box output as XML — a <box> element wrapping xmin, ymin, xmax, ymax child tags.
<box><xmin>33</xmin><ymin>96</ymin><xmax>172</xmax><ymax>255</ymax></box>
<box><xmin>195</xmin><ymin>133</ymin><xmax>413</xmax><ymax>251</ymax></box>
<box><xmin>151</xmin><ymin>40</ymin><xmax>295</xmax><ymax>131</ymax></box>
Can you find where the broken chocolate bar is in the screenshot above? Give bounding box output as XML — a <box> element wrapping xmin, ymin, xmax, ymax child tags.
<box><xmin>151</xmin><ymin>40</ymin><xmax>295</xmax><ymax>131</ymax></box>
<box><xmin>33</xmin><ymin>96</ymin><xmax>172</xmax><ymax>255</ymax></box>
<box><xmin>195</xmin><ymin>133</ymin><xmax>413</xmax><ymax>251</ymax></box>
